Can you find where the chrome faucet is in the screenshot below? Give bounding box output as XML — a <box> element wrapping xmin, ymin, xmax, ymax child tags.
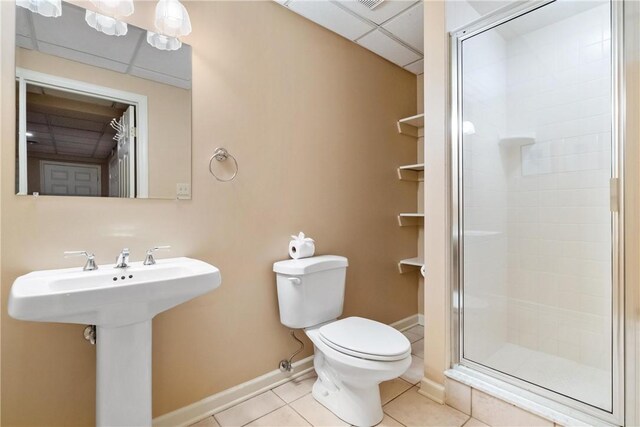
<box><xmin>115</xmin><ymin>248</ymin><xmax>130</xmax><ymax>269</ymax></box>
<box><xmin>143</xmin><ymin>246</ymin><xmax>171</xmax><ymax>265</ymax></box>
<box><xmin>64</xmin><ymin>251</ymin><xmax>98</xmax><ymax>271</ymax></box>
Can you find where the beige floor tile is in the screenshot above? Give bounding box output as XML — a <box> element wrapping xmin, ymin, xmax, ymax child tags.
<box><xmin>190</xmin><ymin>416</ymin><xmax>221</xmax><ymax>427</ymax></box>
<box><xmin>472</xmin><ymin>389</ymin><xmax>553</xmax><ymax>427</ymax></box>
<box><xmin>246</xmin><ymin>406</ymin><xmax>310</xmax><ymax>426</ymax></box>
<box><xmin>272</xmin><ymin>371</ymin><xmax>317</xmax><ymax>403</ymax></box>
<box><xmin>400</xmin><ymin>355</ymin><xmax>424</xmax><ymax>385</ymax></box>
<box><xmin>410</xmin><ymin>340</ymin><xmax>424</xmax><ymax>358</ymax></box>
<box><xmin>445</xmin><ymin>378</ymin><xmax>471</xmax><ymax>415</ymax></box>
<box><xmin>289</xmin><ymin>393</ymin><xmax>349</xmax><ymax>426</ymax></box>
<box><xmin>384</xmin><ymin>387</ymin><xmax>469</xmax><ymax>427</ymax></box>
<box><xmin>376</xmin><ymin>414</ymin><xmax>405</xmax><ymax>426</ymax></box>
<box><xmin>380</xmin><ymin>378</ymin><xmax>413</xmax><ymax>405</ymax></box>
<box><xmin>214</xmin><ymin>391</ymin><xmax>285</xmax><ymax>427</ymax></box>
<box><xmin>403</xmin><ymin>331</ymin><xmax>422</xmax><ymax>343</ymax></box>
<box><xmin>405</xmin><ymin>325</ymin><xmax>424</xmax><ymax>338</ymax></box>
<box><xmin>464</xmin><ymin>418</ymin><xmax>490</xmax><ymax>427</ymax></box>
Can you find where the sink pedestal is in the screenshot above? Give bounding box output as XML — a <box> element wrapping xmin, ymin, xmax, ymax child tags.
<box><xmin>96</xmin><ymin>321</ymin><xmax>152</xmax><ymax>427</ymax></box>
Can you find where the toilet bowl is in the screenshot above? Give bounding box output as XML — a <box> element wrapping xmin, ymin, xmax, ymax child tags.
<box><xmin>273</xmin><ymin>256</ymin><xmax>412</xmax><ymax>427</ymax></box>
<box><xmin>306</xmin><ymin>317</ymin><xmax>411</xmax><ymax>426</ymax></box>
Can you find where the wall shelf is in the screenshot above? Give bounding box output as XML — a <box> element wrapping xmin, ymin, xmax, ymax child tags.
<box><xmin>397</xmin><ymin>213</ymin><xmax>424</xmax><ymax>227</ymax></box>
<box><xmin>397</xmin><ymin>163</ymin><xmax>424</xmax><ymax>181</ymax></box>
<box><xmin>397</xmin><ymin>113</ymin><xmax>425</xmax><ymax>137</ymax></box>
<box><xmin>398</xmin><ymin>257</ymin><xmax>424</xmax><ymax>274</ymax></box>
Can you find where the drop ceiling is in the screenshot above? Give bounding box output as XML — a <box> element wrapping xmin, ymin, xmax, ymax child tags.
<box><xmin>16</xmin><ymin>2</ymin><xmax>192</xmax><ymax>89</ymax></box>
<box><xmin>26</xmin><ymin>85</ymin><xmax>125</xmax><ymax>160</ymax></box>
<box><xmin>275</xmin><ymin>0</ymin><xmax>424</xmax><ymax>75</ymax></box>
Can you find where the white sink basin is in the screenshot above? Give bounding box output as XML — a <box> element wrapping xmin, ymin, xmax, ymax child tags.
<box><xmin>8</xmin><ymin>257</ymin><xmax>220</xmax><ymax>327</ymax></box>
<box><xmin>8</xmin><ymin>256</ymin><xmax>221</xmax><ymax>427</ymax></box>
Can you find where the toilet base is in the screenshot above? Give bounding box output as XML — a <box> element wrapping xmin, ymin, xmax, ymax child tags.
<box><xmin>312</xmin><ymin>376</ymin><xmax>383</xmax><ymax>427</ymax></box>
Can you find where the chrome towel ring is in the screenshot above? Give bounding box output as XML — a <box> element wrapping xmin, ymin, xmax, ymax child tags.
<box><xmin>208</xmin><ymin>147</ymin><xmax>238</xmax><ymax>182</ymax></box>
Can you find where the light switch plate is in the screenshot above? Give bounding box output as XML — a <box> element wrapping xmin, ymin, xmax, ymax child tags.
<box><xmin>176</xmin><ymin>183</ymin><xmax>191</xmax><ymax>200</ymax></box>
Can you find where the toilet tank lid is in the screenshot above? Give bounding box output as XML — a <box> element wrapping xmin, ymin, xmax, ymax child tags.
<box><xmin>273</xmin><ymin>255</ymin><xmax>348</xmax><ymax>275</ymax></box>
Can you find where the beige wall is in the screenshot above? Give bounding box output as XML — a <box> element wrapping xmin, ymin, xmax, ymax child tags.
<box><xmin>1</xmin><ymin>1</ymin><xmax>418</xmax><ymax>425</ymax></box>
<box><xmin>16</xmin><ymin>47</ymin><xmax>191</xmax><ymax>199</ymax></box>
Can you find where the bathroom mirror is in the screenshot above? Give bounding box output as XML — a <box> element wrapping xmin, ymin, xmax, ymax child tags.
<box><xmin>14</xmin><ymin>2</ymin><xmax>192</xmax><ymax>199</ymax></box>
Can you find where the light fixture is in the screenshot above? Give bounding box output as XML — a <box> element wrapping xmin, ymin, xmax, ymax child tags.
<box><xmin>89</xmin><ymin>0</ymin><xmax>134</xmax><ymax>17</ymax></box>
<box><xmin>16</xmin><ymin>0</ymin><xmax>61</xmax><ymax>17</ymax></box>
<box><xmin>85</xmin><ymin>10</ymin><xmax>128</xmax><ymax>36</ymax></box>
<box><xmin>153</xmin><ymin>0</ymin><xmax>191</xmax><ymax>38</ymax></box>
<box><xmin>462</xmin><ymin>121</ymin><xmax>476</xmax><ymax>135</ymax></box>
<box><xmin>146</xmin><ymin>31</ymin><xmax>182</xmax><ymax>51</ymax></box>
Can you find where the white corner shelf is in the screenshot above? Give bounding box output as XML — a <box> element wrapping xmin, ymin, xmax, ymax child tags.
<box><xmin>397</xmin><ymin>163</ymin><xmax>425</xmax><ymax>182</ymax></box>
<box><xmin>398</xmin><ymin>257</ymin><xmax>424</xmax><ymax>274</ymax></box>
<box><xmin>498</xmin><ymin>135</ymin><xmax>535</xmax><ymax>147</ymax></box>
<box><xmin>397</xmin><ymin>213</ymin><xmax>424</xmax><ymax>227</ymax></box>
<box><xmin>397</xmin><ymin>113</ymin><xmax>425</xmax><ymax>137</ymax></box>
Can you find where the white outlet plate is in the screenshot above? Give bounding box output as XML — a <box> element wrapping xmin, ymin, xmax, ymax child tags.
<box><xmin>176</xmin><ymin>183</ymin><xmax>191</xmax><ymax>200</ymax></box>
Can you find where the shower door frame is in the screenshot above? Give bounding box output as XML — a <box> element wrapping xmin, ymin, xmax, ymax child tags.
<box><xmin>449</xmin><ymin>0</ymin><xmax>626</xmax><ymax>424</ymax></box>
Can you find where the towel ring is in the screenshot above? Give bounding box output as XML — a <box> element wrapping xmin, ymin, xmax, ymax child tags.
<box><xmin>209</xmin><ymin>148</ymin><xmax>238</xmax><ymax>182</ymax></box>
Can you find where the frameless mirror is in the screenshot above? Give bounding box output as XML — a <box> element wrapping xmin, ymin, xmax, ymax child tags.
<box><xmin>15</xmin><ymin>2</ymin><xmax>192</xmax><ymax>199</ymax></box>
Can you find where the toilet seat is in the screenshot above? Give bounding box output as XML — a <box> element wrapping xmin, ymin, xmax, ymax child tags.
<box><xmin>318</xmin><ymin>317</ymin><xmax>411</xmax><ymax>362</ymax></box>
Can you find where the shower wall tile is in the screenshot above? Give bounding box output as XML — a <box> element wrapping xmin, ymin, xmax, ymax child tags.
<box><xmin>502</xmin><ymin>2</ymin><xmax>612</xmax><ymax>373</ymax></box>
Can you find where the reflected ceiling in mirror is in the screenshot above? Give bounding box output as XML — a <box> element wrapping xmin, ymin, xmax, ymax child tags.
<box><xmin>15</xmin><ymin>2</ymin><xmax>192</xmax><ymax>200</ymax></box>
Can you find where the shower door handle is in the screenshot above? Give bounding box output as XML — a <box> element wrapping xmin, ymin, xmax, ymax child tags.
<box><xmin>610</xmin><ymin>178</ymin><xmax>620</xmax><ymax>212</ymax></box>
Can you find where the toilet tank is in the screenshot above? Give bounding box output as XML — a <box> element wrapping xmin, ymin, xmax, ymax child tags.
<box><xmin>273</xmin><ymin>255</ymin><xmax>348</xmax><ymax>329</ymax></box>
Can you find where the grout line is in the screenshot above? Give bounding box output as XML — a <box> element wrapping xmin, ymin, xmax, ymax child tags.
<box><xmin>382</xmin><ymin>383</ymin><xmax>416</xmax><ymax>408</ymax></box>
<box><xmin>287</xmin><ymin>399</ymin><xmax>315</xmax><ymax>427</ymax></box>
<box><xmin>384</xmin><ymin>413</ymin><xmax>407</xmax><ymax>427</ymax></box>
<box><xmin>237</xmin><ymin>391</ymin><xmax>287</xmax><ymax>427</ymax></box>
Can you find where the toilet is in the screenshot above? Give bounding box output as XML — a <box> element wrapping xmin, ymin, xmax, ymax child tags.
<box><xmin>273</xmin><ymin>255</ymin><xmax>412</xmax><ymax>427</ymax></box>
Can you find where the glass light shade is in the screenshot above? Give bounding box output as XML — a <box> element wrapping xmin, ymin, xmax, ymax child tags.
<box><xmin>85</xmin><ymin>10</ymin><xmax>128</xmax><ymax>36</ymax></box>
<box><xmin>154</xmin><ymin>0</ymin><xmax>191</xmax><ymax>37</ymax></box>
<box><xmin>146</xmin><ymin>31</ymin><xmax>182</xmax><ymax>51</ymax></box>
<box><xmin>89</xmin><ymin>0</ymin><xmax>134</xmax><ymax>17</ymax></box>
<box><xmin>16</xmin><ymin>0</ymin><xmax>61</xmax><ymax>17</ymax></box>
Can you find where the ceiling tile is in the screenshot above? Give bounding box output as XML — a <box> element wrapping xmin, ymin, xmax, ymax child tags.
<box><xmin>288</xmin><ymin>0</ymin><xmax>375</xmax><ymax>40</ymax></box>
<box><xmin>382</xmin><ymin>1</ymin><xmax>423</xmax><ymax>53</ymax></box>
<box><xmin>132</xmin><ymin>42</ymin><xmax>192</xmax><ymax>83</ymax></box>
<box><xmin>356</xmin><ymin>29</ymin><xmax>420</xmax><ymax>67</ymax></box>
<box><xmin>335</xmin><ymin>0</ymin><xmax>418</xmax><ymax>25</ymax></box>
<box><xmin>31</xmin><ymin>5</ymin><xmax>141</xmax><ymax>64</ymax></box>
<box><xmin>404</xmin><ymin>58</ymin><xmax>423</xmax><ymax>74</ymax></box>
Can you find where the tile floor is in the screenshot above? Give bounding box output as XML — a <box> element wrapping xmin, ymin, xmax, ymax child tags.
<box><xmin>189</xmin><ymin>326</ymin><xmax>485</xmax><ymax>427</ymax></box>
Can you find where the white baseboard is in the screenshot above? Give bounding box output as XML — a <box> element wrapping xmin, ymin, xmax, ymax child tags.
<box><xmin>419</xmin><ymin>377</ymin><xmax>445</xmax><ymax>404</ymax></box>
<box><xmin>153</xmin><ymin>314</ymin><xmax>421</xmax><ymax>427</ymax></box>
<box><xmin>153</xmin><ymin>356</ymin><xmax>314</xmax><ymax>427</ymax></box>
<box><xmin>390</xmin><ymin>313</ymin><xmax>421</xmax><ymax>331</ymax></box>
<box><xmin>418</xmin><ymin>314</ymin><xmax>425</xmax><ymax>326</ymax></box>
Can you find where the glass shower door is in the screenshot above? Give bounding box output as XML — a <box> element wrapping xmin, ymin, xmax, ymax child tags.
<box><xmin>456</xmin><ymin>0</ymin><xmax>615</xmax><ymax>417</ymax></box>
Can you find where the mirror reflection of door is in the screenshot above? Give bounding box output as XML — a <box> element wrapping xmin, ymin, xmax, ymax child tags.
<box><xmin>110</xmin><ymin>106</ymin><xmax>136</xmax><ymax>198</ymax></box>
<box><xmin>40</xmin><ymin>161</ymin><xmax>100</xmax><ymax>196</ymax></box>
<box><xmin>19</xmin><ymin>81</ymin><xmax>135</xmax><ymax>197</ymax></box>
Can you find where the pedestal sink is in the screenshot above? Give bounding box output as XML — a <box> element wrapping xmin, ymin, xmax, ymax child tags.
<box><xmin>8</xmin><ymin>257</ymin><xmax>221</xmax><ymax>427</ymax></box>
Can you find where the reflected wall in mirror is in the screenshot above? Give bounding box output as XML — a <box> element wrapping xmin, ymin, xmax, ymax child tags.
<box><xmin>15</xmin><ymin>2</ymin><xmax>192</xmax><ymax>199</ymax></box>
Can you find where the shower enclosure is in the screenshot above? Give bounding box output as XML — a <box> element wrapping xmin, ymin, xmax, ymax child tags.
<box><xmin>451</xmin><ymin>0</ymin><xmax>623</xmax><ymax>423</ymax></box>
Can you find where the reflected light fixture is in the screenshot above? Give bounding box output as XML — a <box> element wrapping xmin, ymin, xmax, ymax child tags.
<box><xmin>86</xmin><ymin>0</ymin><xmax>133</xmax><ymax>36</ymax></box>
<box><xmin>89</xmin><ymin>0</ymin><xmax>134</xmax><ymax>17</ymax></box>
<box><xmin>16</xmin><ymin>0</ymin><xmax>62</xmax><ymax>17</ymax></box>
<box><xmin>153</xmin><ymin>0</ymin><xmax>191</xmax><ymax>38</ymax></box>
<box><xmin>85</xmin><ymin>10</ymin><xmax>128</xmax><ymax>36</ymax></box>
<box><xmin>146</xmin><ymin>31</ymin><xmax>182</xmax><ymax>51</ymax></box>
<box><xmin>25</xmin><ymin>131</ymin><xmax>34</xmax><ymax>137</ymax></box>
<box><xmin>462</xmin><ymin>121</ymin><xmax>476</xmax><ymax>135</ymax></box>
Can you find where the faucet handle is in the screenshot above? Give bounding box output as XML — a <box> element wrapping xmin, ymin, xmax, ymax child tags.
<box><xmin>64</xmin><ymin>251</ymin><xmax>98</xmax><ymax>271</ymax></box>
<box><xmin>144</xmin><ymin>246</ymin><xmax>171</xmax><ymax>265</ymax></box>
